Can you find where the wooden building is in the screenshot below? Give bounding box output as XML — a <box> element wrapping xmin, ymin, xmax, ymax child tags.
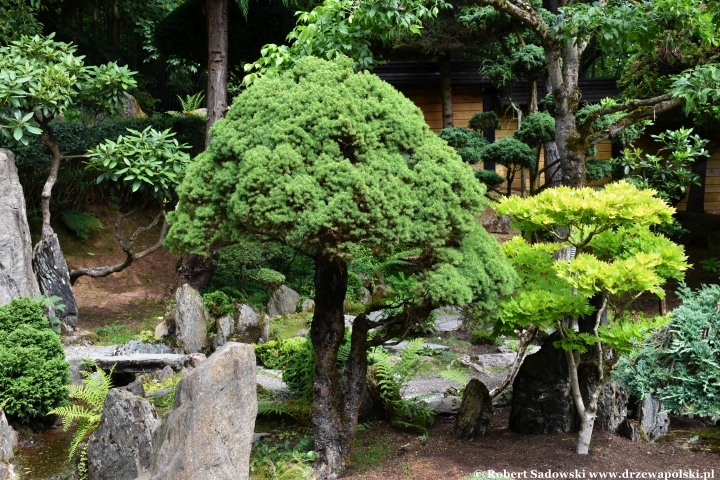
<box><xmin>374</xmin><ymin>62</ymin><xmax>720</xmax><ymax>214</ymax></box>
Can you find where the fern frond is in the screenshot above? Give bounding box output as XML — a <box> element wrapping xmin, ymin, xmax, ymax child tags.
<box><xmin>60</xmin><ymin>211</ymin><xmax>103</xmax><ymax>240</ymax></box>
<box><xmin>257</xmin><ymin>400</ymin><xmax>297</xmax><ymax>419</ymax></box>
<box><xmin>440</xmin><ymin>368</ymin><xmax>471</xmax><ymax>386</ymax></box>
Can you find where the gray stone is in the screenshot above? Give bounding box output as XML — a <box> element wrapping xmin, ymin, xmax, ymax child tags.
<box><xmin>301</xmin><ymin>299</ymin><xmax>315</xmax><ymax>312</ymax></box>
<box><xmin>151</xmin><ymin>366</ymin><xmax>175</xmax><ymax>383</ymax></box>
<box><xmin>0</xmin><ymin>411</ymin><xmax>17</xmax><ymax>463</ymax></box>
<box><xmin>154</xmin><ymin>322</ymin><xmax>169</xmax><ymax>341</ymax></box>
<box><xmin>372</xmin><ymin>283</ymin><xmax>392</xmax><ymax>302</ymax></box>
<box><xmin>360</xmin><ymin>288</ymin><xmax>372</xmax><ymax>304</ymax></box>
<box><xmin>476</xmin><ymin>353</ymin><xmax>516</xmax><ymax>369</ymax></box>
<box><xmin>0</xmin><ymin>463</ymin><xmax>16</xmax><ymax>480</ymax></box>
<box><xmin>594</xmin><ymin>382</ymin><xmax>628</xmax><ymax>432</ymax></box>
<box><xmin>120</xmin><ymin>92</ymin><xmax>147</xmax><ymax>119</ymax></box>
<box><xmin>430</xmin><ymin>395</ymin><xmax>462</xmax><ymax>416</ymax></box>
<box><xmin>234</xmin><ymin>304</ymin><xmax>269</xmax><ymax>344</ymax></box>
<box><xmin>619</xmin><ymin>396</ymin><xmax>669</xmax><ymax>443</ymax></box>
<box><xmin>213</xmin><ymin>315</ymin><xmax>234</xmax><ymax>350</ymax></box>
<box><xmin>266</xmin><ymin>285</ymin><xmax>301</xmax><ymax>317</ymax></box>
<box><xmin>496</xmin><ymin>346</ymin><xmax>513</xmax><ymax>354</ymax></box>
<box><xmin>453</xmin><ymin>379</ymin><xmax>493</xmax><ymax>439</ymax></box>
<box><xmin>146</xmin><ymin>343</ymin><xmax>257</xmax><ymax>480</ymax></box>
<box><xmin>87</xmin><ymin>389</ymin><xmax>159</xmax><ymax>480</ymax></box>
<box><xmin>91</xmin><ymin>353</ymin><xmax>206</xmax><ymax>375</ymax></box>
<box><xmin>432</xmin><ymin>309</ymin><xmax>463</xmax><ymax>332</ymax></box>
<box><xmin>509</xmin><ymin>332</ymin><xmax>575</xmax><ymax>434</ymax></box>
<box><xmin>174</xmin><ymin>285</ymin><xmax>208</xmax><ymax>353</ymax></box>
<box><xmin>116</xmin><ymin>341</ymin><xmax>172</xmax><ymax>356</ymax></box>
<box><xmin>146</xmin><ymin>388</ymin><xmax>172</xmax><ymax>400</ymax></box>
<box><xmin>0</xmin><ymin>150</ymin><xmax>40</xmax><ymax>306</ymax></box>
<box><xmin>482</xmin><ymin>213</ymin><xmax>511</xmax><ymax>234</ymax></box>
<box><xmin>492</xmin><ymin>387</ymin><xmax>513</xmax><ymax>408</ymax></box>
<box><xmin>121</xmin><ymin>378</ymin><xmax>146</xmax><ymax>398</ymax></box>
<box><xmin>32</xmin><ymin>232</ymin><xmax>79</xmax><ymax>328</ymax></box>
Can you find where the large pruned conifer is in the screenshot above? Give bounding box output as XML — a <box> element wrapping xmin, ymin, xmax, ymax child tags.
<box><xmin>165</xmin><ymin>56</ymin><xmax>517</xmax><ymax>479</ymax></box>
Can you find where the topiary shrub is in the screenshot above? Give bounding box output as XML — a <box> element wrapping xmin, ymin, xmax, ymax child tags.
<box><xmin>480</xmin><ymin>138</ymin><xmax>536</xmax><ymax>196</ymax></box>
<box><xmin>474</xmin><ymin>169</ymin><xmax>505</xmax><ymax>192</ymax></box>
<box><xmin>585</xmin><ymin>159</ymin><xmax>612</xmax><ymax>183</ymax></box>
<box><xmin>0</xmin><ymin>298</ymin><xmax>69</xmax><ymax>422</ymax></box>
<box><xmin>437</xmin><ymin>127</ymin><xmax>488</xmax><ymax>164</ymax></box>
<box><xmin>615</xmin><ymin>284</ymin><xmax>720</xmax><ymax>417</ymax></box>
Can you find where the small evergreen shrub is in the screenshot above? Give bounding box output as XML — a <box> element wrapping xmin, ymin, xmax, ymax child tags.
<box><xmin>0</xmin><ymin>298</ymin><xmax>69</xmax><ymax>422</ymax></box>
<box><xmin>474</xmin><ymin>169</ymin><xmax>505</xmax><ymax>189</ymax></box>
<box><xmin>437</xmin><ymin>127</ymin><xmax>488</xmax><ymax>164</ymax></box>
<box><xmin>203</xmin><ymin>290</ymin><xmax>234</xmax><ymax>318</ymax></box>
<box><xmin>585</xmin><ymin>159</ymin><xmax>613</xmax><ymax>182</ymax></box>
<box><xmin>480</xmin><ymin>138</ymin><xmax>536</xmax><ymax>170</ymax></box>
<box><xmin>615</xmin><ymin>284</ymin><xmax>720</xmax><ymax>416</ymax></box>
<box><xmin>254</xmin><ymin>337</ymin><xmax>308</xmax><ymax>370</ymax></box>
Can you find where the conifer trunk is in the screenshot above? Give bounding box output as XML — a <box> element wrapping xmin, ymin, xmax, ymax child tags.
<box><xmin>311</xmin><ymin>254</ymin><xmax>349</xmax><ymax>480</ymax></box>
<box><xmin>439</xmin><ymin>53</ymin><xmax>453</xmax><ymax>129</ymax></box>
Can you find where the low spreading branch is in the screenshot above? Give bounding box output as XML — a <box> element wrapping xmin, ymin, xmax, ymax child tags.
<box><xmin>69</xmin><ymin>209</ymin><xmax>168</xmax><ymax>285</ymax></box>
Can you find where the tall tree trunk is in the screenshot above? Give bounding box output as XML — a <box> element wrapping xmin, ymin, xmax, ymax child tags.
<box><xmin>311</xmin><ymin>254</ymin><xmax>349</xmax><ymax>480</ymax></box>
<box><xmin>170</xmin><ymin>0</ymin><xmax>229</xmax><ymax>295</ymax></box>
<box><xmin>34</xmin><ymin>126</ymin><xmax>79</xmax><ymax>328</ymax></box>
<box><xmin>206</xmin><ymin>0</ymin><xmax>228</xmax><ymax>147</ymax></box>
<box><xmin>686</xmin><ymin>154</ymin><xmax>707</xmax><ymax>213</ymax></box>
<box><xmin>439</xmin><ymin>53</ymin><xmax>453</xmax><ymax>129</ymax></box>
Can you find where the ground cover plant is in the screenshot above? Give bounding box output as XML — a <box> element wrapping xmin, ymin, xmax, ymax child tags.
<box><xmin>495</xmin><ymin>181</ymin><xmax>688</xmax><ymax>454</ymax></box>
<box><xmin>166</xmin><ymin>56</ymin><xmax>517</xmax><ymax>478</ymax></box>
<box><xmin>615</xmin><ymin>283</ymin><xmax>720</xmax><ymax>417</ymax></box>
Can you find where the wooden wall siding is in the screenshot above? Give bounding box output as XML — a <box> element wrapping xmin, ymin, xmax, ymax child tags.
<box><xmin>396</xmin><ymin>84</ymin><xmax>720</xmax><ymax>213</ymax></box>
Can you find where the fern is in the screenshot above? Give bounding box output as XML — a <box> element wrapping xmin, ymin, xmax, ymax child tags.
<box><xmin>177</xmin><ymin>92</ymin><xmax>205</xmax><ymax>113</ymax></box>
<box><xmin>257</xmin><ymin>400</ymin><xmax>297</xmax><ymax>419</ymax></box>
<box><xmin>369</xmin><ymin>338</ymin><xmax>435</xmax><ymax>433</ymax></box>
<box><xmin>48</xmin><ymin>364</ymin><xmax>113</xmax><ymax>459</ymax></box>
<box><xmin>440</xmin><ymin>368</ymin><xmax>471</xmax><ymax>386</ymax></box>
<box><xmin>60</xmin><ymin>210</ymin><xmax>103</xmax><ymax>240</ymax></box>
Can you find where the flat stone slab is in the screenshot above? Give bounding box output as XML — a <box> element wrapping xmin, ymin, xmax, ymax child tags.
<box><xmin>93</xmin><ymin>354</ymin><xmax>205</xmax><ymax>374</ymax></box>
<box><xmin>384</xmin><ymin>341</ymin><xmax>449</xmax><ymax>354</ymax></box>
<box><xmin>256</xmin><ymin>367</ymin><xmax>291</xmax><ymax>400</ymax></box>
<box><xmin>433</xmin><ymin>312</ymin><xmax>463</xmax><ymax>332</ymax></box>
<box><xmin>476</xmin><ymin>353</ymin><xmax>516</xmax><ymax>368</ymax></box>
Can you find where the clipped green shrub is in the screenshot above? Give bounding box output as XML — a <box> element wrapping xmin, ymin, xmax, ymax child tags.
<box><xmin>203</xmin><ymin>290</ymin><xmax>234</xmax><ymax>318</ymax></box>
<box><xmin>481</xmin><ymin>138</ymin><xmax>536</xmax><ymax>170</ymax></box>
<box><xmin>254</xmin><ymin>337</ymin><xmax>308</xmax><ymax>370</ymax></box>
<box><xmin>513</xmin><ymin>112</ymin><xmax>555</xmax><ymax>147</ymax></box>
<box><xmin>0</xmin><ymin>297</ymin><xmax>49</xmax><ymax>331</ymax></box>
<box><xmin>615</xmin><ymin>284</ymin><xmax>720</xmax><ymax>416</ymax></box>
<box><xmin>0</xmin><ymin>298</ymin><xmax>69</xmax><ymax>422</ymax></box>
<box><xmin>437</xmin><ymin>127</ymin><xmax>488</xmax><ymax>164</ymax></box>
<box><xmin>468</xmin><ymin>111</ymin><xmax>501</xmax><ymax>132</ymax></box>
<box><xmin>474</xmin><ymin>169</ymin><xmax>505</xmax><ymax>189</ymax></box>
<box><xmin>585</xmin><ymin>159</ymin><xmax>613</xmax><ymax>182</ymax></box>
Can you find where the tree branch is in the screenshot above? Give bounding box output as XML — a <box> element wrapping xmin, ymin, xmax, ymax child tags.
<box><xmin>473</xmin><ymin>0</ymin><xmax>555</xmax><ymax>48</ymax></box>
<box><xmin>69</xmin><ymin>210</ymin><xmax>168</xmax><ymax>284</ymax></box>
<box><xmin>585</xmin><ymin>96</ymin><xmax>682</xmax><ymax>146</ymax></box>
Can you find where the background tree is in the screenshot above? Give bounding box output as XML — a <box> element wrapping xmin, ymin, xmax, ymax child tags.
<box><xmin>495</xmin><ymin>181</ymin><xmax>687</xmax><ymax>454</ymax></box>
<box><xmin>471</xmin><ymin>0</ymin><xmax>720</xmax><ymax>187</ymax></box>
<box><xmin>0</xmin><ymin>34</ymin><xmax>135</xmax><ymax>326</ymax></box>
<box><xmin>166</xmin><ymin>57</ymin><xmax>517</xmax><ymax>479</ymax></box>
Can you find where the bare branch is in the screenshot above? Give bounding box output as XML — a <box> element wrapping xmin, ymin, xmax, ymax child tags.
<box><xmin>69</xmin><ymin>211</ymin><xmax>168</xmax><ymax>285</ymax></box>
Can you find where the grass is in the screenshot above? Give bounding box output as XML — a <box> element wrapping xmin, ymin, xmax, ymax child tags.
<box><xmin>348</xmin><ymin>439</ymin><xmax>394</xmax><ymax>473</ymax></box>
<box><xmin>93</xmin><ymin>316</ymin><xmax>159</xmax><ymax>345</ymax></box>
<box><xmin>270</xmin><ymin>313</ymin><xmax>312</xmax><ymax>340</ymax></box>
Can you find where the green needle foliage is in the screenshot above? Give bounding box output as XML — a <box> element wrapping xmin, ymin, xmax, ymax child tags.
<box><xmin>615</xmin><ymin>284</ymin><xmax>720</xmax><ymax>417</ymax></box>
<box><xmin>49</xmin><ymin>364</ymin><xmax>113</xmax><ymax>460</ymax></box>
<box><xmin>0</xmin><ymin>298</ymin><xmax>69</xmax><ymax>422</ymax></box>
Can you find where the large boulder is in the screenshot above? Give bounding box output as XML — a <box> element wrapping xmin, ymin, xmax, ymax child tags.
<box><xmin>509</xmin><ymin>332</ymin><xmax>575</xmax><ymax>434</ymax></box>
<box><xmin>87</xmin><ymin>389</ymin><xmax>159</xmax><ymax>480</ymax></box>
<box><xmin>32</xmin><ymin>233</ymin><xmax>79</xmax><ymax>328</ymax></box>
<box><xmin>0</xmin><ymin>411</ymin><xmax>17</xmax><ymax>463</ymax></box>
<box><xmin>174</xmin><ymin>285</ymin><xmax>208</xmax><ymax>353</ymax></box>
<box><xmin>266</xmin><ymin>285</ymin><xmax>300</xmax><ymax>317</ymax></box>
<box><xmin>453</xmin><ymin>379</ymin><xmax>493</xmax><ymax>440</ymax></box>
<box><xmin>0</xmin><ymin>149</ymin><xmax>41</xmax><ymax>305</ymax></box>
<box><xmin>593</xmin><ymin>381</ymin><xmax>628</xmax><ymax>432</ymax></box>
<box><xmin>213</xmin><ymin>316</ymin><xmax>234</xmax><ymax>349</ymax></box>
<box><xmin>618</xmin><ymin>396</ymin><xmax>669</xmax><ymax>443</ymax></box>
<box><xmin>233</xmin><ymin>304</ymin><xmax>269</xmax><ymax>344</ymax></box>
<box><xmin>144</xmin><ymin>342</ymin><xmax>257</xmax><ymax>480</ymax></box>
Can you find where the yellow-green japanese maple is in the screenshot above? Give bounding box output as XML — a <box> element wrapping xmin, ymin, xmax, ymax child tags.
<box><xmin>495</xmin><ymin>181</ymin><xmax>688</xmax><ymax>455</ymax></box>
<box><xmin>165</xmin><ymin>56</ymin><xmax>517</xmax><ymax>479</ymax></box>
